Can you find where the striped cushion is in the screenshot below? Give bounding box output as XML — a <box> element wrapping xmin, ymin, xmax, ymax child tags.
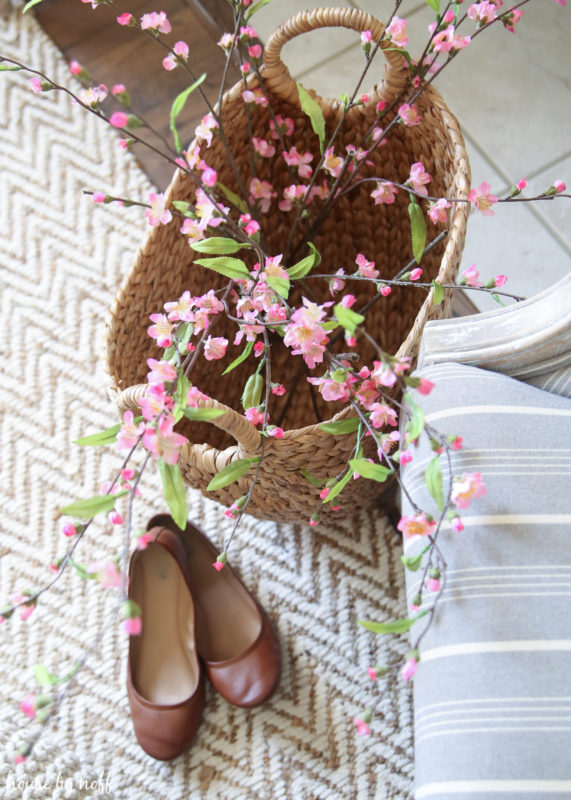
<box><xmin>400</xmin><ymin>362</ymin><xmax>571</xmax><ymax>800</ymax></box>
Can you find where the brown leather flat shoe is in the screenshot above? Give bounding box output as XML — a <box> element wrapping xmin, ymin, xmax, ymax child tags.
<box><xmin>127</xmin><ymin>527</ymin><xmax>205</xmax><ymax>760</ymax></box>
<box><xmin>147</xmin><ymin>514</ymin><xmax>281</xmax><ymax>708</ymax></box>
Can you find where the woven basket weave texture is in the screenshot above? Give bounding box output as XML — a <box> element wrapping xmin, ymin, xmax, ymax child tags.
<box><xmin>103</xmin><ymin>7</ymin><xmax>471</xmax><ymax>523</ymax></box>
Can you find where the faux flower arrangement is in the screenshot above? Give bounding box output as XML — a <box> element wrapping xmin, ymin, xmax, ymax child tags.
<box><xmin>0</xmin><ymin>0</ymin><xmax>568</xmax><ymax>761</ymax></box>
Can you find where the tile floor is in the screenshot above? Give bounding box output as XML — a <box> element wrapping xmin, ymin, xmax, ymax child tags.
<box><xmin>254</xmin><ymin>1</ymin><xmax>571</xmax><ymax>311</ymax></box>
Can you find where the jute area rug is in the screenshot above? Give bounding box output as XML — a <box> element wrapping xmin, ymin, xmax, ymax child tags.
<box><xmin>0</xmin><ymin>13</ymin><xmax>414</xmax><ymax>799</ymax></box>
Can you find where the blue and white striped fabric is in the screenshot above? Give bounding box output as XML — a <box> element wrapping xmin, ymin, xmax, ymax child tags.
<box><xmin>400</xmin><ymin>362</ymin><xmax>571</xmax><ymax>800</ymax></box>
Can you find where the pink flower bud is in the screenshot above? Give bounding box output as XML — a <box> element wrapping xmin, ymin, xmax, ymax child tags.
<box><xmin>109</xmin><ymin>111</ymin><xmax>129</xmax><ymax>128</ymax></box>
<box><xmin>20</xmin><ymin>694</ymin><xmax>37</xmax><ymax>719</ymax></box>
<box><xmin>268</xmin><ymin>426</ymin><xmax>284</xmax><ymax>438</ymax></box>
<box><xmin>254</xmin><ymin>341</ymin><xmax>265</xmax><ymax>357</ymax></box>
<box><xmin>554</xmin><ymin>179</ymin><xmax>566</xmax><ymax>193</ymax></box>
<box><xmin>29</xmin><ymin>77</ymin><xmax>43</xmax><ymax>93</ymax></box>
<box><xmin>360</xmin><ymin>94</ymin><xmax>370</xmax><ymax>104</ymax></box>
<box><xmin>213</xmin><ymin>561</ymin><xmax>225</xmax><ymax>571</ymax></box>
<box><xmin>345</xmin><ymin>335</ymin><xmax>357</xmax><ymax>347</ymax></box>
<box><xmin>417</xmin><ymin>378</ymin><xmax>435</xmax><ymax>395</ymax></box>
<box><xmin>112</xmin><ymin>83</ymin><xmax>126</xmax><ymax>95</ymax></box>
<box><xmin>367</xmin><ymin>667</ymin><xmax>377</xmax><ymax>682</ymax></box>
<box><xmin>341</xmin><ymin>294</ymin><xmax>356</xmax><ymax>308</ymax></box>
<box><xmin>69</xmin><ymin>60</ymin><xmax>82</xmax><ymax>76</ymax></box>
<box><xmin>92</xmin><ymin>191</ymin><xmax>106</xmax><ymax>203</ymax></box>
<box><xmin>376</xmin><ymin>100</ymin><xmax>386</xmax><ymax>113</ymax></box>
<box><xmin>516</xmin><ymin>178</ymin><xmax>527</xmax><ymax>191</ymax></box>
<box><xmin>451</xmin><ymin>516</ymin><xmax>464</xmax><ymax>533</ymax></box>
<box><xmin>494</xmin><ymin>275</ymin><xmax>508</xmax><ymax>287</ymax></box>
<box><xmin>410</xmin><ymin>268</ymin><xmax>423</xmax><ymax>281</ymax></box>
<box><xmin>319</xmin><ymin>487</ymin><xmax>330</xmax><ymax>500</ymax></box>
<box><xmin>117</xmin><ymin>12</ymin><xmax>133</xmax><ymax>25</ymax></box>
<box><xmin>248</xmin><ymin>44</ymin><xmax>262</xmax><ymax>59</ymax></box>
<box><xmin>360</xmin><ymin>30</ymin><xmax>372</xmax><ymax>44</ymax></box>
<box><xmin>426</xmin><ymin>577</ymin><xmax>441</xmax><ymax>592</ymax></box>
<box><xmin>108</xmin><ymin>510</ymin><xmax>124</xmax><ymax>525</ymax></box>
<box><xmin>380</xmin><ymin>285</ymin><xmax>391</xmax><ymax>296</ymax></box>
<box><xmin>399</xmin><ymin>449</ymin><xmax>413</xmax><ymax>465</ymax></box>
<box><xmin>400</xmin><ymin>657</ymin><xmax>417</xmax><ymax>682</ymax></box>
<box><xmin>124</xmin><ymin>617</ymin><xmax>142</xmax><ymax>635</ymax></box>
<box><xmin>62</xmin><ymin>523</ymin><xmax>77</xmax><ymax>537</ymax></box>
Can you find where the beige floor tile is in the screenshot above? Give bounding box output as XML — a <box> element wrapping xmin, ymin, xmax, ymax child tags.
<box><xmin>523</xmin><ymin>155</ymin><xmax>571</xmax><ymax>251</ymax></box>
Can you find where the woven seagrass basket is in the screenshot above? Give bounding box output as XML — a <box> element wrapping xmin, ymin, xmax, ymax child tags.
<box><xmin>103</xmin><ymin>8</ymin><xmax>471</xmax><ymax>523</ymax></box>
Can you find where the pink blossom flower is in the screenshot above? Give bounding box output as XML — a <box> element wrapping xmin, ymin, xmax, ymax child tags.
<box><xmin>62</xmin><ymin>522</ymin><xmax>77</xmax><ymax>537</ymax></box>
<box><xmin>240</xmin><ymin>213</ymin><xmax>260</xmax><ymax>236</ymax></box>
<box><xmin>121</xmin><ymin>468</ymin><xmax>136</xmax><ymax>481</ymax></box>
<box><xmin>204</xmin><ymin>336</ymin><xmax>228</xmax><ymax>361</ymax></box>
<box><xmin>398</xmin><ymin>102</ymin><xmax>421</xmax><ymax>127</ymax></box>
<box><xmin>410</xmin><ymin>268</ymin><xmax>423</xmax><ymax>281</ymax></box>
<box><xmin>371</xmin><ymin>181</ymin><xmax>397</xmax><ymax>205</ymax></box>
<box><xmin>217</xmin><ymin>32</ymin><xmax>234</xmax><ymax>50</ymax></box>
<box><xmin>249</xmin><ymin>178</ymin><xmax>276</xmax><ymax>212</ymax></box>
<box><xmin>399</xmin><ymin>449</ymin><xmax>413</xmax><ymax>465</ymax></box>
<box><xmin>162</xmin><ymin>40</ymin><xmax>190</xmax><ymax>70</ymax></box>
<box><xmin>136</xmin><ymin>532</ymin><xmax>154</xmax><ymax>550</ymax></box>
<box><xmin>451</xmin><ymin>516</ymin><xmax>464</xmax><ymax>533</ymax></box>
<box><xmin>200</xmin><ymin>165</ymin><xmax>217</xmax><ymax>187</ymax></box>
<box><xmin>117</xmin><ymin>410</ymin><xmax>145</xmax><ymax>450</ymax></box>
<box><xmin>452</xmin><ymin>436</ymin><xmax>463</xmax><ymax>451</ymax></box>
<box><xmin>109</xmin><ymin>111</ymin><xmax>129</xmax><ymax>128</ymax></box>
<box><xmin>461</xmin><ymin>264</ymin><xmax>482</xmax><ymax>287</ymax></box>
<box><xmin>468</xmin><ymin>181</ymin><xmax>498</xmax><ymax>215</ymax></box>
<box><xmin>148</xmin><ymin>313</ymin><xmax>174</xmax><ymax>347</ymax></box>
<box><xmin>194</xmin><ymin>112</ymin><xmax>219</xmax><ymax>147</ymax></box>
<box><xmin>467</xmin><ymin>1</ymin><xmax>498</xmax><ymax>25</ymax></box>
<box><xmin>20</xmin><ymin>694</ymin><xmax>37</xmax><ymax>719</ymax></box>
<box><xmin>145</xmin><ymin>192</ymin><xmax>172</xmax><ymax>227</ymax></box>
<box><xmin>308</xmin><ymin>375</ymin><xmax>350</xmax><ymax>403</ymax></box>
<box><xmin>283</xmin><ymin>146</ymin><xmax>313</xmax><ymax>178</ymax></box>
<box><xmin>241</xmin><ymin>88</ymin><xmax>268</xmax><ymax>107</ymax></box>
<box><xmin>245</xmin><ymin>407</ymin><xmax>265</xmax><ymax>426</ymax></box>
<box><xmin>408</xmin><ymin>162</ymin><xmax>431</xmax><ymax>197</ymax></box>
<box><xmin>140</xmin><ymin>11</ymin><xmax>171</xmax><ymax>33</ymax></box>
<box><xmin>501</xmin><ymin>8</ymin><xmax>524</xmax><ymax>32</ymax></box>
<box><xmin>283</xmin><ymin>298</ymin><xmax>330</xmax><ymax>369</ymax></box>
<box><xmin>79</xmin><ymin>84</ymin><xmax>108</xmax><ymax>107</ymax></box>
<box><xmin>146</xmin><ymin>358</ymin><xmax>177</xmax><ymax>384</ymax></box>
<box><xmin>117</xmin><ymin>12</ymin><xmax>133</xmax><ymax>25</ymax></box>
<box><xmin>29</xmin><ymin>77</ymin><xmax>43</xmax><ymax>93</ymax></box>
<box><xmin>252</xmin><ymin>137</ymin><xmax>276</xmax><ymax>158</ymax></box>
<box><xmin>323</xmin><ymin>146</ymin><xmax>344</xmax><ymax>178</ymax></box>
<box><xmin>417</xmin><ymin>378</ymin><xmax>434</xmax><ymax>395</ymax></box>
<box><xmin>397</xmin><ymin>512</ymin><xmax>437</xmax><ymax>539</ymax></box>
<box><xmin>267</xmin><ymin>426</ymin><xmax>284</xmax><ymax>438</ymax></box>
<box><xmin>140</xmin><ymin>383</ymin><xmax>174</xmax><ymax>421</ymax></box>
<box><xmin>370</xmin><ymin>403</ymin><xmax>398</xmax><ymax>428</ymax></box>
<box><xmin>353</xmin><ymin>716</ymin><xmax>371</xmax><ymax>735</ymax></box>
<box><xmin>269</xmin><ymin>115</ymin><xmax>294</xmax><ymax>139</ymax></box>
<box><xmin>272</xmin><ymin>384</ymin><xmax>286</xmax><ymax>396</ymax></box>
<box><xmin>386</xmin><ymin>16</ymin><xmax>408</xmax><ymax>48</ymax></box>
<box><xmin>370</xmin><ymin>360</ymin><xmax>397</xmax><ymax>388</ymax></box>
<box><xmin>143</xmin><ymin>416</ymin><xmax>187</xmax><ymax>464</ymax></box>
<box><xmin>400</xmin><ymin>657</ymin><xmax>417</xmax><ymax>682</ymax></box>
<box><xmin>355</xmin><ymin>253</ymin><xmax>379</xmax><ymax>279</ymax></box>
<box><xmin>108</xmin><ymin>510</ymin><xmax>124</xmax><ymax>525</ymax></box>
<box><xmin>452</xmin><ymin>472</ymin><xmax>487</xmax><ymax>509</ymax></box>
<box><xmin>124</xmin><ymin>617</ymin><xmax>142</xmax><ymax>635</ymax></box>
<box><xmin>556</xmin><ymin>0</ymin><xmax>566</xmax><ymax>6</ymax></box>
<box><xmin>428</xmin><ymin>198</ymin><xmax>451</xmax><ymax>224</ymax></box>
<box><xmin>87</xmin><ymin>560</ymin><xmax>122</xmax><ymax>589</ymax></box>
<box><xmin>279</xmin><ymin>184</ymin><xmax>309</xmax><ymax>212</ymax></box>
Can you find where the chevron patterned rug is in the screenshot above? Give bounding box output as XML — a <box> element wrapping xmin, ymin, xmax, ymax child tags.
<box><xmin>0</xmin><ymin>12</ymin><xmax>414</xmax><ymax>799</ymax></box>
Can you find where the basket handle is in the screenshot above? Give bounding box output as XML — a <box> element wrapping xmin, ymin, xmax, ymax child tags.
<box><xmin>115</xmin><ymin>384</ymin><xmax>263</xmax><ymax>454</ymax></box>
<box><xmin>263</xmin><ymin>7</ymin><xmax>410</xmax><ymax>109</ymax></box>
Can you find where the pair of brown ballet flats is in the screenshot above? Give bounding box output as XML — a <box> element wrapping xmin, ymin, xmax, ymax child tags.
<box><xmin>127</xmin><ymin>514</ymin><xmax>281</xmax><ymax>760</ymax></box>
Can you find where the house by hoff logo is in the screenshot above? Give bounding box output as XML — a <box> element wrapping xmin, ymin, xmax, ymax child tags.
<box><xmin>5</xmin><ymin>770</ymin><xmax>112</xmax><ymax>796</ymax></box>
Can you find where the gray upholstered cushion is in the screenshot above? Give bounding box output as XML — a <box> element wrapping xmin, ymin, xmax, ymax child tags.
<box><xmin>400</xmin><ymin>362</ymin><xmax>571</xmax><ymax>799</ymax></box>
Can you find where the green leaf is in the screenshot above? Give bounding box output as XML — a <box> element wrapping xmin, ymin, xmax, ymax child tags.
<box><xmin>60</xmin><ymin>491</ymin><xmax>127</xmax><ymax>519</ymax></box>
<box><xmin>408</xmin><ymin>201</ymin><xmax>427</xmax><ymax>264</ymax></box>
<box><xmin>288</xmin><ymin>243</ymin><xmax>321</xmax><ymax>280</ymax></box>
<box><xmin>431</xmin><ymin>280</ymin><xmax>445</xmax><ymax>306</ymax></box>
<box><xmin>425</xmin><ymin>455</ymin><xmax>444</xmax><ymax>511</ymax></box>
<box><xmin>405</xmin><ymin>393</ymin><xmax>425</xmax><ymax>441</ymax></box>
<box><xmin>22</xmin><ymin>0</ymin><xmax>44</xmax><ymax>12</ymax></box>
<box><xmin>176</xmin><ymin>372</ymin><xmax>190</xmax><ymax>408</ymax></box>
<box><xmin>266</xmin><ymin>274</ymin><xmax>290</xmax><ymax>299</ymax></box>
<box><xmin>318</xmin><ymin>417</ymin><xmax>360</xmax><ymax>435</ymax></box>
<box><xmin>241</xmin><ymin>373</ymin><xmax>263</xmax><ymax>411</ymax></box>
<box><xmin>172</xmin><ymin>200</ymin><xmax>192</xmax><ymax>215</ymax></box>
<box><xmin>182</xmin><ymin>406</ymin><xmax>226</xmax><ymax>421</ymax></box>
<box><xmin>424</xmin><ymin>0</ymin><xmax>440</xmax><ymax>11</ymax></box>
<box><xmin>358</xmin><ymin>611</ymin><xmax>428</xmax><ymax>635</ymax></box>
<box><xmin>297</xmin><ymin>83</ymin><xmax>326</xmax><ymax>151</ymax></box>
<box><xmin>191</xmin><ymin>237</ymin><xmax>250</xmax><ymax>255</ymax></box>
<box><xmin>384</xmin><ymin>47</ymin><xmax>413</xmax><ymax>70</ymax></box>
<box><xmin>176</xmin><ymin>321</ymin><xmax>193</xmax><ymax>353</ymax></box>
<box><xmin>300</xmin><ymin>469</ymin><xmax>323</xmax><ymax>488</ymax></box>
<box><xmin>206</xmin><ymin>458</ymin><xmax>259</xmax><ymax>492</ymax></box>
<box><xmin>34</xmin><ymin>664</ymin><xmax>59</xmax><ymax>687</ymax></box>
<box><xmin>170</xmin><ymin>73</ymin><xmax>207</xmax><ymax>152</ymax></box>
<box><xmin>216</xmin><ymin>182</ymin><xmax>248</xmax><ymax>213</ymax></box>
<box><xmin>194</xmin><ymin>256</ymin><xmax>250</xmax><ymax>280</ymax></box>
<box><xmin>323</xmin><ymin>468</ymin><xmax>353</xmax><ymax>503</ymax></box>
<box><xmin>158</xmin><ymin>461</ymin><xmax>187</xmax><ymax>530</ymax></box>
<box><xmin>334</xmin><ymin>303</ymin><xmax>365</xmax><ymax>335</ymax></box>
<box><xmin>223</xmin><ymin>340</ymin><xmax>253</xmax><ymax>375</ymax></box>
<box><xmin>0</xmin><ymin>64</ymin><xmax>23</xmax><ymax>71</ymax></box>
<box><xmin>69</xmin><ymin>558</ymin><xmax>96</xmax><ymax>580</ymax></box>
<box><xmin>74</xmin><ymin>424</ymin><xmax>121</xmax><ymax>447</ymax></box>
<box><xmin>401</xmin><ymin>546</ymin><xmax>429</xmax><ymax>573</ymax></box>
<box><xmin>493</xmin><ymin>293</ymin><xmax>506</xmax><ymax>307</ymax></box>
<box><xmin>349</xmin><ymin>459</ymin><xmax>393</xmax><ymax>483</ymax></box>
